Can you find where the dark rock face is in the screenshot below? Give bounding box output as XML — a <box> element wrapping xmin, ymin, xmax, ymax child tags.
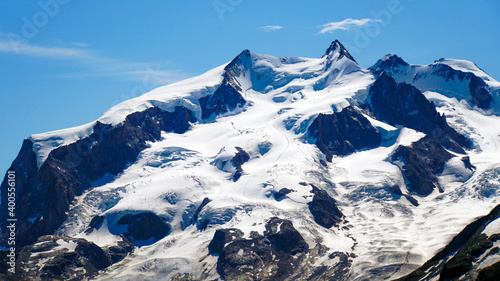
<box><xmin>192</xmin><ymin>197</ymin><xmax>212</xmax><ymax>231</ymax></box>
<box><xmin>308</xmin><ymin>106</ymin><xmax>382</xmax><ymax>161</ymax></box>
<box><xmin>477</xmin><ymin>260</ymin><xmax>500</xmax><ymax>281</ymax></box>
<box><xmin>0</xmin><ymin>139</ymin><xmax>38</xmax><ymax>207</ymax></box>
<box><xmin>208</xmin><ymin>228</ymin><xmax>244</xmax><ymax>255</ymax></box>
<box><xmin>193</xmin><ymin>197</ymin><xmax>211</xmax><ymax>223</ymax></box>
<box><xmin>371</xmin><ymin>56</ymin><xmax>495</xmax><ymax>110</ymax></box>
<box><xmin>462</xmin><ymin>156</ymin><xmax>476</xmax><ymax>171</ymax></box>
<box><xmin>398</xmin><ymin>204</ymin><xmax>500</xmax><ymax>281</ymax></box>
<box><xmin>85</xmin><ymin>215</ymin><xmax>105</xmax><ymax>234</ymax></box>
<box><xmin>115</xmin><ymin>212</ymin><xmax>170</xmax><ymax>245</ymax></box>
<box><xmin>430</xmin><ymin>63</ymin><xmax>470</xmax><ymax>82</ymax></box>
<box><xmin>369</xmin><ymin>54</ymin><xmax>409</xmax><ymax>77</ymax></box>
<box><xmin>366</xmin><ymin>72</ymin><xmax>469</xmax><ymax>154</ymax></box>
<box><xmin>210</xmin><ymin>217</ymin><xmax>309</xmax><ymax>281</ymax></box>
<box><xmin>469</xmin><ymin>74</ymin><xmax>494</xmax><ymax>109</ymax></box>
<box><xmin>199</xmin><ymin>50</ymin><xmax>248</xmax><ymax>120</ymax></box>
<box><xmin>323</xmin><ymin>40</ymin><xmax>357</xmax><ymax>63</ymax></box>
<box><xmin>199</xmin><ymin>81</ymin><xmax>246</xmax><ymax>120</ymax></box>
<box><xmin>391</xmin><ymin>136</ymin><xmax>453</xmax><ymax>196</ymax></box>
<box><xmin>273</xmin><ymin>188</ymin><xmax>293</xmax><ymax>201</ymax></box>
<box><xmin>8</xmin><ymin>235</ymin><xmax>133</xmax><ymax>281</ymax></box>
<box><xmin>0</xmin><ymin>106</ymin><xmax>195</xmax><ymax>248</ymax></box>
<box><xmin>389</xmin><ymin>185</ymin><xmax>419</xmax><ymax>206</ymax></box>
<box><xmin>231</xmin><ymin>147</ymin><xmax>250</xmax><ymax>181</ymax></box>
<box><xmin>308</xmin><ymin>184</ymin><xmax>344</xmax><ymax>228</ymax></box>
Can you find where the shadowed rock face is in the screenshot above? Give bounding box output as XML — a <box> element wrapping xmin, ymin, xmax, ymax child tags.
<box><xmin>397</xmin><ymin>204</ymin><xmax>500</xmax><ymax>281</ymax></box>
<box><xmin>231</xmin><ymin>147</ymin><xmax>250</xmax><ymax>181</ymax></box>
<box><xmin>308</xmin><ymin>184</ymin><xmax>344</xmax><ymax>228</ymax></box>
<box><xmin>323</xmin><ymin>39</ymin><xmax>357</xmax><ymax>63</ymax></box>
<box><xmin>366</xmin><ymin>72</ymin><xmax>470</xmax><ymax>154</ymax></box>
<box><xmin>192</xmin><ymin>197</ymin><xmax>211</xmax><ymax>224</ymax></box>
<box><xmin>209</xmin><ymin>217</ymin><xmax>309</xmax><ymax>281</ymax></box>
<box><xmin>199</xmin><ymin>81</ymin><xmax>246</xmax><ymax>120</ymax></box>
<box><xmin>391</xmin><ymin>136</ymin><xmax>453</xmax><ymax>196</ymax></box>
<box><xmin>370</xmin><ymin>56</ymin><xmax>495</xmax><ymax>110</ymax></box>
<box><xmin>199</xmin><ymin>50</ymin><xmax>248</xmax><ymax>120</ymax></box>
<box><xmin>0</xmin><ymin>106</ymin><xmax>195</xmax><ymax>248</ymax></box>
<box><xmin>308</xmin><ymin>106</ymin><xmax>382</xmax><ymax>161</ymax></box>
<box><xmin>0</xmin><ymin>235</ymin><xmax>134</xmax><ymax>281</ymax></box>
<box><xmin>469</xmin><ymin>74</ymin><xmax>494</xmax><ymax>110</ymax></box>
<box><xmin>115</xmin><ymin>212</ymin><xmax>171</xmax><ymax>246</ymax></box>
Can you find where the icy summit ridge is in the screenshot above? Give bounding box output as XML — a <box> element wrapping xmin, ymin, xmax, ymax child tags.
<box><xmin>323</xmin><ymin>39</ymin><xmax>357</xmax><ymax>63</ymax></box>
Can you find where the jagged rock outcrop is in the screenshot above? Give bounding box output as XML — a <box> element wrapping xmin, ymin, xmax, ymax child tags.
<box><xmin>191</xmin><ymin>197</ymin><xmax>211</xmax><ymax>230</ymax></box>
<box><xmin>308</xmin><ymin>106</ymin><xmax>382</xmax><ymax>161</ymax></box>
<box><xmin>199</xmin><ymin>50</ymin><xmax>248</xmax><ymax>120</ymax></box>
<box><xmin>192</xmin><ymin>197</ymin><xmax>211</xmax><ymax>223</ymax></box>
<box><xmin>323</xmin><ymin>40</ymin><xmax>357</xmax><ymax>63</ymax></box>
<box><xmin>1</xmin><ymin>235</ymin><xmax>133</xmax><ymax>281</ymax></box>
<box><xmin>273</xmin><ymin>188</ymin><xmax>293</xmax><ymax>201</ymax></box>
<box><xmin>114</xmin><ymin>212</ymin><xmax>171</xmax><ymax>246</ymax></box>
<box><xmin>369</xmin><ymin>54</ymin><xmax>409</xmax><ymax>77</ymax></box>
<box><xmin>85</xmin><ymin>215</ymin><xmax>105</xmax><ymax>234</ymax></box>
<box><xmin>308</xmin><ymin>184</ymin><xmax>344</xmax><ymax>228</ymax></box>
<box><xmin>369</xmin><ymin>55</ymin><xmax>495</xmax><ymax>110</ymax></box>
<box><xmin>231</xmin><ymin>147</ymin><xmax>250</xmax><ymax>181</ymax></box>
<box><xmin>209</xmin><ymin>217</ymin><xmax>309</xmax><ymax>281</ymax></box>
<box><xmin>390</xmin><ymin>136</ymin><xmax>453</xmax><ymax>195</ymax></box>
<box><xmin>365</xmin><ymin>72</ymin><xmax>469</xmax><ymax>154</ymax></box>
<box><xmin>469</xmin><ymin>74</ymin><xmax>494</xmax><ymax>110</ymax></box>
<box><xmin>398</xmin><ymin>204</ymin><xmax>500</xmax><ymax>281</ymax></box>
<box><xmin>0</xmin><ymin>106</ymin><xmax>195</xmax><ymax>248</ymax></box>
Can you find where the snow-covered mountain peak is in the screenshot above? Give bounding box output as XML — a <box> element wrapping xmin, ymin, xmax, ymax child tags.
<box><xmin>432</xmin><ymin>58</ymin><xmax>500</xmax><ymax>86</ymax></box>
<box><xmin>3</xmin><ymin>40</ymin><xmax>500</xmax><ymax>281</ymax></box>
<box><xmin>322</xmin><ymin>39</ymin><xmax>357</xmax><ymax>63</ymax></box>
<box><xmin>370</xmin><ymin>53</ymin><xmax>409</xmax><ymax>71</ymax></box>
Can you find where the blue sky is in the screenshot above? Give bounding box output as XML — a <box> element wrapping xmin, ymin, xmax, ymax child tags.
<box><xmin>1</xmin><ymin>0</ymin><xmax>499</xmax><ymax>175</ymax></box>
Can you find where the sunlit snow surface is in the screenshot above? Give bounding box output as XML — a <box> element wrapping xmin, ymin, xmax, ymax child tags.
<box><xmin>40</xmin><ymin>50</ymin><xmax>500</xmax><ymax>280</ymax></box>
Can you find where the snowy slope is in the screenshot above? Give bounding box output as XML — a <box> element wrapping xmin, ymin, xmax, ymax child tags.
<box><xmin>2</xmin><ymin>40</ymin><xmax>500</xmax><ymax>281</ymax></box>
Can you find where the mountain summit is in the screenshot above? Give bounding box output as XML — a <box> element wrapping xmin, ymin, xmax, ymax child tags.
<box><xmin>2</xmin><ymin>40</ymin><xmax>500</xmax><ymax>281</ymax></box>
<box><xmin>323</xmin><ymin>39</ymin><xmax>357</xmax><ymax>62</ymax></box>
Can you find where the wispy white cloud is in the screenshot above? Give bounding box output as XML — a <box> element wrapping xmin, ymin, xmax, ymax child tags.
<box><xmin>0</xmin><ymin>33</ymin><xmax>187</xmax><ymax>85</ymax></box>
<box><xmin>259</xmin><ymin>25</ymin><xmax>284</xmax><ymax>31</ymax></box>
<box><xmin>318</xmin><ymin>18</ymin><xmax>379</xmax><ymax>34</ymax></box>
<box><xmin>0</xmin><ymin>38</ymin><xmax>91</xmax><ymax>59</ymax></box>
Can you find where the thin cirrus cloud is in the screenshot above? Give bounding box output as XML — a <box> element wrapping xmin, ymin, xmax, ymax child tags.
<box><xmin>259</xmin><ymin>25</ymin><xmax>284</xmax><ymax>31</ymax></box>
<box><xmin>318</xmin><ymin>18</ymin><xmax>379</xmax><ymax>34</ymax></box>
<box><xmin>0</xmin><ymin>33</ymin><xmax>186</xmax><ymax>85</ymax></box>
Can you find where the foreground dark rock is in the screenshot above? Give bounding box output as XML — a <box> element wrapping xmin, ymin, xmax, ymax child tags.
<box><xmin>0</xmin><ymin>106</ymin><xmax>195</xmax><ymax>248</ymax></box>
<box><xmin>211</xmin><ymin>217</ymin><xmax>309</xmax><ymax>280</ymax></box>
<box><xmin>390</xmin><ymin>136</ymin><xmax>453</xmax><ymax>195</ymax></box>
<box><xmin>0</xmin><ymin>235</ymin><xmax>133</xmax><ymax>281</ymax></box>
<box><xmin>208</xmin><ymin>217</ymin><xmax>353</xmax><ymax>281</ymax></box>
<box><xmin>308</xmin><ymin>106</ymin><xmax>382</xmax><ymax>161</ymax></box>
<box><xmin>365</xmin><ymin>72</ymin><xmax>470</xmax><ymax>153</ymax></box>
<box><xmin>398</xmin><ymin>204</ymin><xmax>500</xmax><ymax>281</ymax></box>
